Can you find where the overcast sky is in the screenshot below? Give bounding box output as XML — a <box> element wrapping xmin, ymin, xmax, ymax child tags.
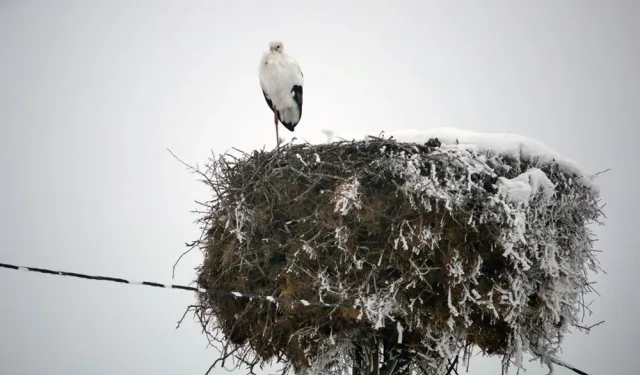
<box><xmin>1</xmin><ymin>1</ymin><xmax>638</xmax><ymax>374</ymax></box>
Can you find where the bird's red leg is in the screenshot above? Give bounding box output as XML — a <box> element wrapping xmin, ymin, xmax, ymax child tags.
<box><xmin>274</xmin><ymin>108</ymin><xmax>280</xmax><ymax>148</ymax></box>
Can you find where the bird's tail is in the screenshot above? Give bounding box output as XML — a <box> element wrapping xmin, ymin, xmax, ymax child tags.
<box><xmin>278</xmin><ymin>107</ymin><xmax>301</xmax><ymax>132</ymax></box>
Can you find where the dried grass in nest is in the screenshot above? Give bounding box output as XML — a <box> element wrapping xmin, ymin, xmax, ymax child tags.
<box><xmin>190</xmin><ymin>136</ymin><xmax>603</xmax><ymax>375</ymax></box>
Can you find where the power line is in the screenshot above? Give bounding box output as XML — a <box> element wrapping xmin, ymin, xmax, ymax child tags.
<box><xmin>0</xmin><ymin>262</ymin><xmax>357</xmax><ymax>310</ymax></box>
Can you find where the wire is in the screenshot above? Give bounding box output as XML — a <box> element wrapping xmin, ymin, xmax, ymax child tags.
<box><xmin>0</xmin><ymin>262</ymin><xmax>357</xmax><ymax>310</ymax></box>
<box><xmin>550</xmin><ymin>358</ymin><xmax>590</xmax><ymax>375</ymax></box>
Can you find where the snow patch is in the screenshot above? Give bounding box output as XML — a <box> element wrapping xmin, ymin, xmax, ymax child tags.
<box><xmin>333</xmin><ymin>176</ymin><xmax>362</xmax><ymax>216</ymax></box>
<box><xmin>386</xmin><ymin>128</ymin><xmax>593</xmax><ymax>190</ymax></box>
<box><xmin>298</xmin><ymin>127</ymin><xmax>597</xmax><ymax>191</ymax></box>
<box><xmin>497</xmin><ymin>168</ymin><xmax>556</xmax><ymax>206</ymax></box>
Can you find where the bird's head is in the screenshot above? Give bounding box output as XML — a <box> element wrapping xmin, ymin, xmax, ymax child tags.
<box><xmin>268</xmin><ymin>41</ymin><xmax>284</xmax><ymax>53</ymax></box>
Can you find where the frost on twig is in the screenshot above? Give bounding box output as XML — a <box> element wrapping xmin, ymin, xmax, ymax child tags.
<box><xmin>186</xmin><ymin>136</ymin><xmax>605</xmax><ymax>375</ymax></box>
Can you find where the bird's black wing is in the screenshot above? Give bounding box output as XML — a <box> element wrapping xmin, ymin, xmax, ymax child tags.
<box><xmin>262</xmin><ymin>89</ymin><xmax>275</xmax><ymax>112</ymax></box>
<box><xmin>279</xmin><ymin>85</ymin><xmax>304</xmax><ymax>132</ymax></box>
<box><xmin>291</xmin><ymin>85</ymin><xmax>303</xmax><ymax>114</ymax></box>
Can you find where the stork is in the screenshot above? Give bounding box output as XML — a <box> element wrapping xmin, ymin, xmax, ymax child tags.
<box><xmin>258</xmin><ymin>41</ymin><xmax>304</xmax><ymax>147</ymax></box>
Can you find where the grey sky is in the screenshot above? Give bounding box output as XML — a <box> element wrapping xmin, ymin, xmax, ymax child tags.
<box><xmin>0</xmin><ymin>1</ymin><xmax>638</xmax><ymax>374</ymax></box>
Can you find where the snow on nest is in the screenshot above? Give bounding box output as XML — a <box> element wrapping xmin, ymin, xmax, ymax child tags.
<box><xmin>497</xmin><ymin>168</ymin><xmax>556</xmax><ymax>206</ymax></box>
<box><xmin>296</xmin><ymin>127</ymin><xmax>598</xmax><ymax>192</ymax></box>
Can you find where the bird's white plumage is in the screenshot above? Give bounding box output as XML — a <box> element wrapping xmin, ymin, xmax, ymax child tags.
<box><xmin>259</xmin><ymin>41</ymin><xmax>304</xmax><ymax>129</ymax></box>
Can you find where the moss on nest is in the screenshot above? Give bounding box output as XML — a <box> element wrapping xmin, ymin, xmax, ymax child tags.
<box><xmin>191</xmin><ymin>136</ymin><xmax>603</xmax><ymax>374</ymax></box>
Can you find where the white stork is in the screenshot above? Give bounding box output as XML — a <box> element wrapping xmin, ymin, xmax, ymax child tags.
<box><xmin>258</xmin><ymin>41</ymin><xmax>304</xmax><ymax>147</ymax></box>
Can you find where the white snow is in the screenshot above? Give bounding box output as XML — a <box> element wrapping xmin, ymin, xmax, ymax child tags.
<box><xmin>333</xmin><ymin>176</ymin><xmax>362</xmax><ymax>216</ymax></box>
<box><xmin>226</xmin><ymin>195</ymin><xmax>251</xmax><ymax>243</ymax></box>
<box><xmin>295</xmin><ymin>153</ymin><xmax>308</xmax><ymax>166</ymax></box>
<box><xmin>385</xmin><ymin>128</ymin><xmax>594</xmax><ymax>190</ymax></box>
<box><xmin>396</xmin><ymin>321</ymin><xmax>405</xmax><ymax>343</ymax></box>
<box><xmin>294</xmin><ymin>127</ymin><xmax>598</xmax><ymax>191</ymax></box>
<box><xmin>497</xmin><ymin>168</ymin><xmax>556</xmax><ymax>206</ymax></box>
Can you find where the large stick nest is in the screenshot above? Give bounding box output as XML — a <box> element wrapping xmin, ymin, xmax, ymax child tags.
<box><xmin>191</xmin><ymin>136</ymin><xmax>603</xmax><ymax>375</ymax></box>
